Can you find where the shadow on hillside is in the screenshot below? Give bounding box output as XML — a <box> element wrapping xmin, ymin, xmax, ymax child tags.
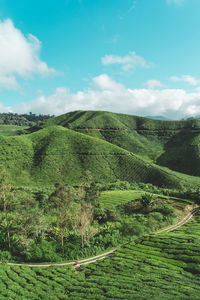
<box><xmin>156</xmin><ymin>130</ymin><xmax>200</xmax><ymax>176</ymax></box>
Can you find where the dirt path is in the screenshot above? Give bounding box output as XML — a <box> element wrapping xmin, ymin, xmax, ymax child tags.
<box><xmin>156</xmin><ymin>207</ymin><xmax>200</xmax><ymax>234</ymax></box>
<box><xmin>5</xmin><ymin>207</ymin><xmax>199</xmax><ymax>268</ymax></box>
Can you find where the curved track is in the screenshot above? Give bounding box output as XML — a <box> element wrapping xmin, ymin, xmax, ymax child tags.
<box><xmin>6</xmin><ymin>207</ymin><xmax>199</xmax><ymax>268</ymax></box>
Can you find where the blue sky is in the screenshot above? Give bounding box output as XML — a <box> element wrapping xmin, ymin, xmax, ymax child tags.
<box><xmin>0</xmin><ymin>0</ymin><xmax>200</xmax><ymax>118</ymax></box>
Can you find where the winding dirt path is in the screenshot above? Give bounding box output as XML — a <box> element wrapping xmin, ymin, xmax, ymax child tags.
<box><xmin>156</xmin><ymin>207</ymin><xmax>200</xmax><ymax>234</ymax></box>
<box><xmin>5</xmin><ymin>207</ymin><xmax>199</xmax><ymax>268</ymax></box>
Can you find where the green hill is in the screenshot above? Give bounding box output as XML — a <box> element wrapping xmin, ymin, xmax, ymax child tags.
<box><xmin>44</xmin><ymin>110</ymin><xmax>200</xmax><ymax>176</ymax></box>
<box><xmin>0</xmin><ymin>125</ymin><xmax>199</xmax><ymax>188</ymax></box>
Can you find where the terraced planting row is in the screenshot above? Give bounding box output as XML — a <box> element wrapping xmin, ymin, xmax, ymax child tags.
<box><xmin>1</xmin><ymin>212</ymin><xmax>199</xmax><ymax>299</ymax></box>
<box><xmin>0</xmin><ymin>265</ymin><xmax>80</xmax><ymax>299</ymax></box>
<box><xmin>99</xmin><ymin>189</ymin><xmax>193</xmax><ymax>210</ymax></box>
<box><xmin>99</xmin><ymin>190</ymin><xmax>144</xmax><ymax>208</ymax></box>
<box><xmin>76</xmin><ymin>213</ymin><xmax>200</xmax><ymax>299</ymax></box>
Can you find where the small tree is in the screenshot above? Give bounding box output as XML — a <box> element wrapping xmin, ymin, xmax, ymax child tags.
<box><xmin>16</xmin><ymin>193</ymin><xmax>45</xmax><ymax>250</ymax></box>
<box><xmin>48</xmin><ymin>184</ymin><xmax>78</xmax><ymax>253</ymax></box>
<box><xmin>78</xmin><ymin>171</ymin><xmax>99</xmax><ymax>247</ymax></box>
<box><xmin>0</xmin><ymin>170</ymin><xmax>15</xmax><ymax>252</ymax></box>
<box><xmin>79</xmin><ymin>202</ymin><xmax>95</xmax><ymax>248</ymax></box>
<box><xmin>140</xmin><ymin>193</ymin><xmax>155</xmax><ymax>212</ymax></box>
<box><xmin>80</xmin><ymin>170</ymin><xmax>100</xmax><ymax>206</ymax></box>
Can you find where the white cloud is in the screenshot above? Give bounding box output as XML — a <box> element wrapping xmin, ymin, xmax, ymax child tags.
<box><xmin>0</xmin><ymin>19</ymin><xmax>56</xmax><ymax>90</ymax></box>
<box><xmin>170</xmin><ymin>75</ymin><xmax>200</xmax><ymax>86</ymax></box>
<box><xmin>147</xmin><ymin>80</ymin><xmax>165</xmax><ymax>89</ymax></box>
<box><xmin>0</xmin><ymin>75</ymin><xmax>19</xmax><ymax>91</ymax></box>
<box><xmin>7</xmin><ymin>74</ymin><xmax>200</xmax><ymax>119</ymax></box>
<box><xmin>101</xmin><ymin>51</ymin><xmax>152</xmax><ymax>71</ymax></box>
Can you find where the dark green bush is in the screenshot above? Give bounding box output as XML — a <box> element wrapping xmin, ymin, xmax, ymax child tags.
<box><xmin>25</xmin><ymin>240</ymin><xmax>61</xmax><ymax>262</ymax></box>
<box><xmin>153</xmin><ymin>205</ymin><xmax>176</xmax><ymax>217</ymax></box>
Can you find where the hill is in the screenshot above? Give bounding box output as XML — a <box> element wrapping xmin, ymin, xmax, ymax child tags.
<box><xmin>0</xmin><ymin>125</ymin><xmax>199</xmax><ymax>188</ymax></box>
<box><xmin>44</xmin><ymin>110</ymin><xmax>200</xmax><ymax>176</ymax></box>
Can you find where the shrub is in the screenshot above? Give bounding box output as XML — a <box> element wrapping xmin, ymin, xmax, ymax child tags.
<box><xmin>121</xmin><ymin>218</ymin><xmax>145</xmax><ymax>237</ymax></box>
<box><xmin>0</xmin><ymin>250</ymin><xmax>12</xmax><ymax>262</ymax></box>
<box><xmin>25</xmin><ymin>240</ymin><xmax>61</xmax><ymax>262</ymax></box>
<box><xmin>149</xmin><ymin>212</ymin><xmax>164</xmax><ymax>222</ymax></box>
<box><xmin>153</xmin><ymin>205</ymin><xmax>176</xmax><ymax>217</ymax></box>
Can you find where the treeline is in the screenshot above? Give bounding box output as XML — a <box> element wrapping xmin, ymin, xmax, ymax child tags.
<box><xmin>0</xmin><ymin>112</ymin><xmax>53</xmax><ymax>126</ymax></box>
<box><xmin>0</xmin><ymin>171</ymin><xmax>101</xmax><ymax>262</ymax></box>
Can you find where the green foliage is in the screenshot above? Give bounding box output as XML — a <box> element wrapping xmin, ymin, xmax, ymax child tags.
<box><xmin>25</xmin><ymin>240</ymin><xmax>61</xmax><ymax>262</ymax></box>
<box><xmin>0</xmin><ymin>110</ymin><xmax>200</xmax><ymax>298</ymax></box>
<box><xmin>0</xmin><ymin>125</ymin><xmax>28</xmax><ymax>136</ymax></box>
<box><xmin>0</xmin><ymin>112</ymin><xmax>52</xmax><ymax>126</ymax></box>
<box><xmin>42</xmin><ymin>110</ymin><xmax>200</xmax><ymax>178</ymax></box>
<box><xmin>2</xmin><ymin>215</ymin><xmax>200</xmax><ymax>299</ymax></box>
<box><xmin>0</xmin><ymin>124</ymin><xmax>198</xmax><ymax>189</ymax></box>
<box><xmin>140</xmin><ymin>193</ymin><xmax>155</xmax><ymax>209</ymax></box>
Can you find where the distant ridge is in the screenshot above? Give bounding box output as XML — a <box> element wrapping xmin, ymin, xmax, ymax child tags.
<box><xmin>145</xmin><ymin>115</ymin><xmax>172</xmax><ymax>121</ymax></box>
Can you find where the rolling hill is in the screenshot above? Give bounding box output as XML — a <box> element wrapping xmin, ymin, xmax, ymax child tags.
<box><xmin>0</xmin><ymin>124</ymin><xmax>198</xmax><ymax>188</ymax></box>
<box><xmin>43</xmin><ymin>110</ymin><xmax>200</xmax><ymax>176</ymax></box>
<box><xmin>1</xmin><ymin>110</ymin><xmax>200</xmax><ymax>299</ymax></box>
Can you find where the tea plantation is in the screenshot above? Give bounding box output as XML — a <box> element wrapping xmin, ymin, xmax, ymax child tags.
<box><xmin>0</xmin><ymin>212</ymin><xmax>200</xmax><ymax>299</ymax></box>
<box><xmin>0</xmin><ymin>110</ymin><xmax>200</xmax><ymax>299</ymax></box>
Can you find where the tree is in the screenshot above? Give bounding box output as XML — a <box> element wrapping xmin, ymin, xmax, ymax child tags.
<box><xmin>16</xmin><ymin>192</ymin><xmax>46</xmax><ymax>250</ymax></box>
<box><xmin>78</xmin><ymin>172</ymin><xmax>99</xmax><ymax>247</ymax></box>
<box><xmin>48</xmin><ymin>183</ymin><xmax>78</xmax><ymax>253</ymax></box>
<box><xmin>0</xmin><ymin>170</ymin><xmax>15</xmax><ymax>252</ymax></box>
<box><xmin>140</xmin><ymin>193</ymin><xmax>155</xmax><ymax>212</ymax></box>
<box><xmin>79</xmin><ymin>202</ymin><xmax>94</xmax><ymax>248</ymax></box>
<box><xmin>79</xmin><ymin>170</ymin><xmax>100</xmax><ymax>206</ymax></box>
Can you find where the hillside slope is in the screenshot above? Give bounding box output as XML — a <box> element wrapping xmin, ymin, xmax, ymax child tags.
<box><xmin>44</xmin><ymin>110</ymin><xmax>200</xmax><ymax>176</ymax></box>
<box><xmin>75</xmin><ymin>213</ymin><xmax>200</xmax><ymax>299</ymax></box>
<box><xmin>1</xmin><ymin>213</ymin><xmax>200</xmax><ymax>299</ymax></box>
<box><xmin>0</xmin><ymin>125</ymin><xmax>199</xmax><ymax>188</ymax></box>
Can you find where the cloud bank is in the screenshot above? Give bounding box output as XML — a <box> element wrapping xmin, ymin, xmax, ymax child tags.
<box><xmin>0</xmin><ymin>19</ymin><xmax>56</xmax><ymax>91</ymax></box>
<box><xmin>101</xmin><ymin>52</ymin><xmax>152</xmax><ymax>71</ymax></box>
<box><xmin>146</xmin><ymin>80</ymin><xmax>165</xmax><ymax>89</ymax></box>
<box><xmin>0</xmin><ymin>74</ymin><xmax>198</xmax><ymax>120</ymax></box>
<box><xmin>170</xmin><ymin>75</ymin><xmax>200</xmax><ymax>86</ymax></box>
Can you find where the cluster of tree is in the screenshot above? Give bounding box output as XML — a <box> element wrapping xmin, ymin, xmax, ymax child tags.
<box><xmin>0</xmin><ymin>171</ymin><xmax>100</xmax><ymax>262</ymax></box>
<box><xmin>0</xmin><ymin>112</ymin><xmax>53</xmax><ymax>126</ymax></box>
<box><xmin>0</xmin><ymin>172</ymin><xmax>179</xmax><ymax>263</ymax></box>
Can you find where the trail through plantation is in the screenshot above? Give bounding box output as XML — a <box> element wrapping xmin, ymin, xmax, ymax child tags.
<box><xmin>5</xmin><ymin>206</ymin><xmax>200</xmax><ymax>268</ymax></box>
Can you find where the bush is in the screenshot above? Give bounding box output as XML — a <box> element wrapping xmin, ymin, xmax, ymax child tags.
<box><xmin>121</xmin><ymin>218</ymin><xmax>145</xmax><ymax>237</ymax></box>
<box><xmin>153</xmin><ymin>205</ymin><xmax>176</xmax><ymax>217</ymax></box>
<box><xmin>94</xmin><ymin>207</ymin><xmax>120</xmax><ymax>223</ymax></box>
<box><xmin>149</xmin><ymin>212</ymin><xmax>164</xmax><ymax>222</ymax></box>
<box><xmin>0</xmin><ymin>250</ymin><xmax>12</xmax><ymax>262</ymax></box>
<box><xmin>25</xmin><ymin>240</ymin><xmax>61</xmax><ymax>262</ymax></box>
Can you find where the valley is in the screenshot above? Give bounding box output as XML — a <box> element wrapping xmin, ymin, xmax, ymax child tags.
<box><xmin>0</xmin><ymin>110</ymin><xmax>200</xmax><ymax>299</ymax></box>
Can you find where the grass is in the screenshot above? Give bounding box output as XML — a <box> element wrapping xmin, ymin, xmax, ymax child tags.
<box><xmin>43</xmin><ymin>110</ymin><xmax>200</xmax><ymax>176</ymax></box>
<box><xmin>0</xmin><ymin>111</ymin><xmax>199</xmax><ymax>190</ymax></box>
<box><xmin>99</xmin><ymin>190</ymin><xmax>194</xmax><ymax>224</ymax></box>
<box><xmin>0</xmin><ymin>124</ymin><xmax>199</xmax><ymax>188</ymax></box>
<box><xmin>99</xmin><ymin>190</ymin><xmax>144</xmax><ymax>208</ymax></box>
<box><xmin>74</xmin><ymin>212</ymin><xmax>200</xmax><ymax>299</ymax></box>
<box><xmin>1</xmin><ymin>211</ymin><xmax>199</xmax><ymax>299</ymax></box>
<box><xmin>0</xmin><ymin>125</ymin><xmax>28</xmax><ymax>136</ymax></box>
<box><xmin>0</xmin><ymin>110</ymin><xmax>200</xmax><ymax>298</ymax></box>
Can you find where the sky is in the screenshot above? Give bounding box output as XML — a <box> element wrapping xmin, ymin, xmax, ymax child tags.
<box><xmin>0</xmin><ymin>0</ymin><xmax>200</xmax><ymax>119</ymax></box>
